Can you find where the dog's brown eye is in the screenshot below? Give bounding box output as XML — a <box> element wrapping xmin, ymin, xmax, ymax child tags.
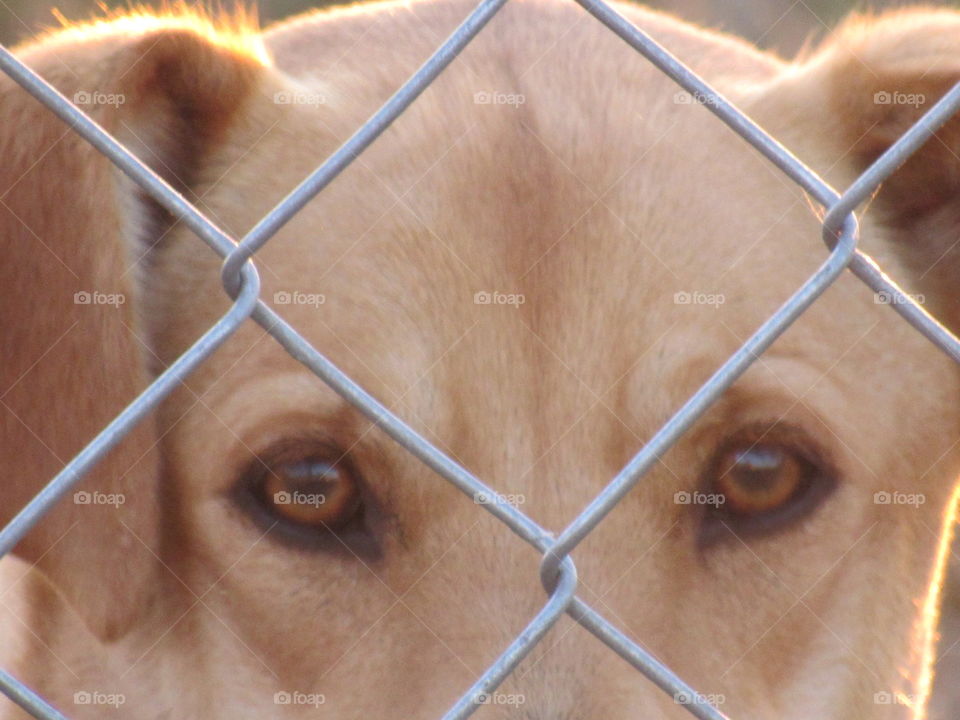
<box><xmin>698</xmin><ymin>430</ymin><xmax>836</xmax><ymax>545</ymax></box>
<box><xmin>260</xmin><ymin>457</ymin><xmax>360</xmax><ymax>530</ymax></box>
<box><xmin>715</xmin><ymin>445</ymin><xmax>803</xmax><ymax>516</ymax></box>
<box><xmin>234</xmin><ymin>443</ymin><xmax>379</xmax><ymax>557</ymax></box>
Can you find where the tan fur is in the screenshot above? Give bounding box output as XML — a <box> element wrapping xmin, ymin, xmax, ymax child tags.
<box><xmin>3</xmin><ymin>1</ymin><xmax>960</xmax><ymax>718</ymax></box>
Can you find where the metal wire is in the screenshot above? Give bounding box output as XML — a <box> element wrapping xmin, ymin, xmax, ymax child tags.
<box><xmin>2</xmin><ymin>0</ymin><xmax>960</xmax><ymax>718</ymax></box>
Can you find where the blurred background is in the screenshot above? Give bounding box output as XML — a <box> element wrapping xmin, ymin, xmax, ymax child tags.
<box><xmin>0</xmin><ymin>0</ymin><xmax>959</xmax><ymax>52</ymax></box>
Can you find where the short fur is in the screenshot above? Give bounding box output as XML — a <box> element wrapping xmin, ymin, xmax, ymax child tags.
<box><xmin>3</xmin><ymin>1</ymin><xmax>960</xmax><ymax>718</ymax></box>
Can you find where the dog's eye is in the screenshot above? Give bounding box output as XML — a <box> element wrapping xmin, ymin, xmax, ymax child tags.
<box><xmin>698</xmin><ymin>431</ymin><xmax>836</xmax><ymax>545</ymax></box>
<box><xmin>234</xmin><ymin>444</ymin><xmax>378</xmax><ymax>556</ymax></box>
<box><xmin>259</xmin><ymin>456</ymin><xmax>361</xmax><ymax>530</ymax></box>
<box><xmin>715</xmin><ymin>445</ymin><xmax>803</xmax><ymax>515</ymax></box>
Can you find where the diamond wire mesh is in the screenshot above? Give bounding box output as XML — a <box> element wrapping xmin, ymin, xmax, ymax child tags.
<box><xmin>2</xmin><ymin>1</ymin><xmax>960</xmax><ymax>719</ymax></box>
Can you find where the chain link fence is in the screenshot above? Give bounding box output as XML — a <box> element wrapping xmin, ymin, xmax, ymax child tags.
<box><xmin>2</xmin><ymin>0</ymin><xmax>960</xmax><ymax>718</ymax></box>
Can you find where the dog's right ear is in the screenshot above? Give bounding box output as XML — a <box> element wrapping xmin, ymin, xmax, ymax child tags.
<box><xmin>0</xmin><ymin>13</ymin><xmax>268</xmax><ymax>640</ymax></box>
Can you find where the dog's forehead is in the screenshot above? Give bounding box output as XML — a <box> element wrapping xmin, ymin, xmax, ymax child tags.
<box><xmin>167</xmin><ymin>27</ymin><xmax>955</xmax><ymax>448</ymax></box>
<box><xmin>178</xmin><ymin>85</ymin><xmax>905</xmax><ymax>423</ymax></box>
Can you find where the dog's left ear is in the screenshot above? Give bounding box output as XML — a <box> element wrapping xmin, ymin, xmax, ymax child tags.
<box><xmin>0</xmin><ymin>17</ymin><xmax>269</xmax><ymax>640</ymax></box>
<box><xmin>769</xmin><ymin>10</ymin><xmax>960</xmax><ymax>331</ymax></box>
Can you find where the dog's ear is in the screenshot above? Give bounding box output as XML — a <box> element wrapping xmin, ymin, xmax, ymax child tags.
<box><xmin>776</xmin><ymin>10</ymin><xmax>960</xmax><ymax>330</ymax></box>
<box><xmin>0</xmin><ymin>15</ymin><xmax>267</xmax><ymax>640</ymax></box>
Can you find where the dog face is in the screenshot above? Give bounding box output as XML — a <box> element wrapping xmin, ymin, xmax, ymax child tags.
<box><xmin>4</xmin><ymin>2</ymin><xmax>960</xmax><ymax>719</ymax></box>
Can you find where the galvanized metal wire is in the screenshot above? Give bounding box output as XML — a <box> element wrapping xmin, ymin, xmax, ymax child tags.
<box><xmin>2</xmin><ymin>0</ymin><xmax>960</xmax><ymax>718</ymax></box>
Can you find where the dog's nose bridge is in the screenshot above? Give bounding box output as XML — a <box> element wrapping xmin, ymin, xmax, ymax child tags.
<box><xmin>476</xmin><ymin>635</ymin><xmax>688</xmax><ymax>720</ymax></box>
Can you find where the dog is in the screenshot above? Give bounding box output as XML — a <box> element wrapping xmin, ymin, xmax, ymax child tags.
<box><xmin>3</xmin><ymin>0</ymin><xmax>960</xmax><ymax>717</ymax></box>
